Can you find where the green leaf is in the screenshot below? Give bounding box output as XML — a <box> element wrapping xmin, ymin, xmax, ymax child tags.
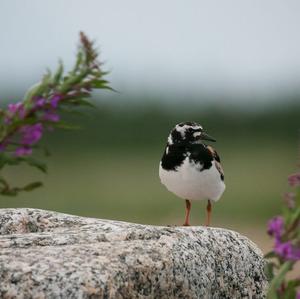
<box><xmin>23</xmin><ymin>71</ymin><xmax>52</xmax><ymax>103</ymax></box>
<box><xmin>0</xmin><ymin>189</ymin><xmax>18</xmax><ymax>196</ymax></box>
<box><xmin>282</xmin><ymin>279</ymin><xmax>300</xmax><ymax>299</ymax></box>
<box><xmin>0</xmin><ymin>180</ymin><xmax>43</xmax><ymax>196</ymax></box>
<box><xmin>264</xmin><ymin>251</ymin><xmax>277</xmax><ymax>259</ymax></box>
<box><xmin>70</xmin><ymin>98</ymin><xmax>95</xmax><ymax>108</ymax></box>
<box><xmin>0</xmin><ymin>176</ymin><xmax>9</xmax><ymax>190</ymax></box>
<box><xmin>0</xmin><ymin>154</ymin><xmax>47</xmax><ymax>173</ymax></box>
<box><xmin>264</xmin><ymin>261</ymin><xmax>275</xmax><ymax>281</ymax></box>
<box><xmin>59</xmin><ymin>70</ymin><xmax>88</xmax><ymax>94</ymax></box>
<box><xmin>283</xmin><ymin>289</ymin><xmax>296</xmax><ymax>299</ymax></box>
<box><xmin>90</xmin><ymin>79</ymin><xmax>109</xmax><ymax>88</ymax></box>
<box><xmin>91</xmin><ymin>80</ymin><xmax>115</xmax><ymax>91</ymax></box>
<box><xmin>0</xmin><ymin>154</ymin><xmax>8</xmax><ymax>169</ymax></box>
<box><xmin>23</xmin><ymin>82</ymin><xmax>42</xmax><ymax>104</ymax></box>
<box><xmin>52</xmin><ymin>60</ymin><xmax>64</xmax><ymax>85</ymax></box>
<box><xmin>290</xmin><ymin>207</ymin><xmax>300</xmax><ymax>225</ymax></box>
<box><xmin>25</xmin><ymin>157</ymin><xmax>47</xmax><ymax>173</ymax></box>
<box><xmin>0</xmin><ymin>153</ymin><xmax>20</xmax><ymax>168</ymax></box>
<box><xmin>9</xmin><ymin>117</ymin><xmax>38</xmax><ymax>130</ymax></box>
<box><xmin>267</xmin><ymin>261</ymin><xmax>293</xmax><ymax>298</ymax></box>
<box><xmin>22</xmin><ymin>181</ymin><xmax>43</xmax><ymax>191</ymax></box>
<box><xmin>72</xmin><ymin>51</ymin><xmax>83</xmax><ymax>74</ymax></box>
<box><xmin>286</xmin><ymin>278</ymin><xmax>300</xmax><ymax>289</ymax></box>
<box><xmin>0</xmin><ymin>123</ymin><xmax>7</xmax><ymax>141</ymax></box>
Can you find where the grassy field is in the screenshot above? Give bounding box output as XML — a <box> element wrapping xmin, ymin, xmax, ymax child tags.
<box><xmin>1</xmin><ymin>142</ymin><xmax>296</xmax><ymax>223</ymax></box>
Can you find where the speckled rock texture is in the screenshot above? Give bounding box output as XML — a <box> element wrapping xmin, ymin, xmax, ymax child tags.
<box><xmin>0</xmin><ymin>208</ymin><xmax>267</xmax><ymax>299</ymax></box>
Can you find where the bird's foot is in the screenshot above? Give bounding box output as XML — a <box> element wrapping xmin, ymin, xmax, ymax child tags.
<box><xmin>182</xmin><ymin>223</ymin><xmax>191</xmax><ymax>227</ymax></box>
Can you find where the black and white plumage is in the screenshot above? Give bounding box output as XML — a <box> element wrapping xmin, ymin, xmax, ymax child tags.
<box><xmin>159</xmin><ymin>121</ymin><xmax>225</xmax><ymax>226</ymax></box>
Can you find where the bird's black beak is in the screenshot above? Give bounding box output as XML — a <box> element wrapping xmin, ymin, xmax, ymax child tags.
<box><xmin>200</xmin><ymin>132</ymin><xmax>216</xmax><ymax>142</ymax></box>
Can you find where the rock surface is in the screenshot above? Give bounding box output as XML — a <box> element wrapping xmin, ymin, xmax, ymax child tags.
<box><xmin>0</xmin><ymin>208</ymin><xmax>267</xmax><ymax>299</ymax></box>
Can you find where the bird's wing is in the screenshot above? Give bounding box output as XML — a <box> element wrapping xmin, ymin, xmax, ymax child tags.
<box><xmin>206</xmin><ymin>145</ymin><xmax>220</xmax><ymax>162</ymax></box>
<box><xmin>207</xmin><ymin>145</ymin><xmax>225</xmax><ymax>180</ymax></box>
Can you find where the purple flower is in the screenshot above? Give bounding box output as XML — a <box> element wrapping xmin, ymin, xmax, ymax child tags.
<box><xmin>267</xmin><ymin>216</ymin><xmax>284</xmax><ymax>239</ymax></box>
<box><xmin>297</xmin><ymin>290</ymin><xmax>300</xmax><ymax>299</ymax></box>
<box><xmin>7</xmin><ymin>102</ymin><xmax>26</xmax><ymax>119</ymax></box>
<box><xmin>274</xmin><ymin>240</ymin><xmax>293</xmax><ymax>258</ymax></box>
<box><xmin>34</xmin><ymin>97</ymin><xmax>47</xmax><ymax>108</ymax></box>
<box><xmin>15</xmin><ymin>147</ymin><xmax>32</xmax><ymax>157</ymax></box>
<box><xmin>0</xmin><ymin>143</ymin><xmax>6</xmax><ymax>152</ymax></box>
<box><xmin>288</xmin><ymin>173</ymin><xmax>300</xmax><ymax>187</ymax></box>
<box><xmin>8</xmin><ymin>102</ymin><xmax>22</xmax><ymax>114</ymax></box>
<box><xmin>50</xmin><ymin>95</ymin><xmax>61</xmax><ymax>108</ymax></box>
<box><xmin>20</xmin><ymin>123</ymin><xmax>43</xmax><ymax>145</ymax></box>
<box><xmin>283</xmin><ymin>192</ymin><xmax>296</xmax><ymax>209</ymax></box>
<box><xmin>43</xmin><ymin>111</ymin><xmax>60</xmax><ymax>122</ymax></box>
<box><xmin>274</xmin><ymin>240</ymin><xmax>300</xmax><ymax>261</ymax></box>
<box><xmin>13</xmin><ymin>123</ymin><xmax>44</xmax><ymax>157</ymax></box>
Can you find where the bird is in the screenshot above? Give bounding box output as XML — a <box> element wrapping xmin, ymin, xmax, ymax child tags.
<box><xmin>159</xmin><ymin>121</ymin><xmax>225</xmax><ymax>226</ymax></box>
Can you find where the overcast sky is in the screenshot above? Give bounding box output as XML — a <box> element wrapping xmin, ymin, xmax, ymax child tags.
<box><xmin>1</xmin><ymin>0</ymin><xmax>300</xmax><ymax>104</ymax></box>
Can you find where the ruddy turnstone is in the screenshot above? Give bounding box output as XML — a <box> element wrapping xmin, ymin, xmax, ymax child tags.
<box><xmin>159</xmin><ymin>121</ymin><xmax>225</xmax><ymax>226</ymax></box>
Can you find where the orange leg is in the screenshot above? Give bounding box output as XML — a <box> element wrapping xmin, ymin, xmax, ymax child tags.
<box><xmin>205</xmin><ymin>200</ymin><xmax>212</xmax><ymax>226</ymax></box>
<box><xmin>183</xmin><ymin>199</ymin><xmax>191</xmax><ymax>226</ymax></box>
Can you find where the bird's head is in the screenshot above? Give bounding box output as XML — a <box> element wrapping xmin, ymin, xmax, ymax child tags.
<box><xmin>167</xmin><ymin>121</ymin><xmax>216</xmax><ymax>145</ymax></box>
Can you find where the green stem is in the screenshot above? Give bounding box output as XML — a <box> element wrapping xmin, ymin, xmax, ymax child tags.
<box><xmin>0</xmin><ymin>176</ymin><xmax>9</xmax><ymax>188</ymax></box>
<box><xmin>267</xmin><ymin>261</ymin><xmax>293</xmax><ymax>299</ymax></box>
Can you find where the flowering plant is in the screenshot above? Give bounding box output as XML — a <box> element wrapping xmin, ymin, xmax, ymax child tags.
<box><xmin>0</xmin><ymin>32</ymin><xmax>111</xmax><ymax>196</ymax></box>
<box><xmin>265</xmin><ymin>171</ymin><xmax>300</xmax><ymax>298</ymax></box>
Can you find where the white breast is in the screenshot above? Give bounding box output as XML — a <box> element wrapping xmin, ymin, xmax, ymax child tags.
<box><xmin>159</xmin><ymin>157</ymin><xmax>225</xmax><ymax>201</ymax></box>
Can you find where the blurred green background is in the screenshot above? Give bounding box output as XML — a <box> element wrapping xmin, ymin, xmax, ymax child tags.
<box><xmin>1</xmin><ymin>0</ymin><xmax>300</xmax><ymax>254</ymax></box>
<box><xmin>1</xmin><ymin>99</ymin><xmax>299</xmax><ymax>247</ymax></box>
